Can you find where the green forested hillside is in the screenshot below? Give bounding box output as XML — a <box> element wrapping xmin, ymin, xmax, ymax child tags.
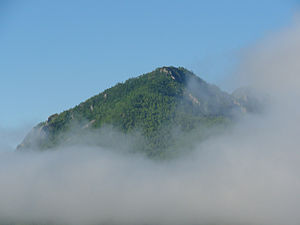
<box><xmin>18</xmin><ymin>66</ymin><xmax>256</xmax><ymax>158</ymax></box>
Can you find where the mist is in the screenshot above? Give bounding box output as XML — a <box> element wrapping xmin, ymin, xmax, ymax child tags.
<box><xmin>2</xmin><ymin>20</ymin><xmax>300</xmax><ymax>225</ymax></box>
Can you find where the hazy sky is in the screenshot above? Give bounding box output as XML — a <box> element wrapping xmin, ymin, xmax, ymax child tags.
<box><xmin>0</xmin><ymin>0</ymin><xmax>298</xmax><ymax>128</ymax></box>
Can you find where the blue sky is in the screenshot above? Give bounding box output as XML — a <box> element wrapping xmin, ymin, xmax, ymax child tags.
<box><xmin>0</xmin><ymin>0</ymin><xmax>298</xmax><ymax>128</ymax></box>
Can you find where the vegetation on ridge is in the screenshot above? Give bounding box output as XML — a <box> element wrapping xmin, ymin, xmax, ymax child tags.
<box><xmin>18</xmin><ymin>66</ymin><xmax>258</xmax><ymax>158</ymax></box>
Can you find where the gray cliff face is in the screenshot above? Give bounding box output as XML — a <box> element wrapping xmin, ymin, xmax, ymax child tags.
<box><xmin>17</xmin><ymin>123</ymin><xmax>48</xmax><ymax>150</ymax></box>
<box><xmin>232</xmin><ymin>87</ymin><xmax>267</xmax><ymax>113</ymax></box>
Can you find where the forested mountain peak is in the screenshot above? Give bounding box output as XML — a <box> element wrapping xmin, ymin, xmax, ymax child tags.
<box><xmin>18</xmin><ymin>66</ymin><xmax>261</xmax><ymax>158</ymax></box>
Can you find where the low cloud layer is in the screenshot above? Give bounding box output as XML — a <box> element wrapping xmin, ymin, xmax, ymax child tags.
<box><xmin>2</xmin><ymin>19</ymin><xmax>300</xmax><ymax>225</ymax></box>
<box><xmin>2</xmin><ymin>117</ymin><xmax>300</xmax><ymax>225</ymax></box>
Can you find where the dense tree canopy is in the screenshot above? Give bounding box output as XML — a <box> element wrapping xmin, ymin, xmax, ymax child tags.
<box><xmin>18</xmin><ymin>67</ymin><xmax>256</xmax><ymax>158</ymax></box>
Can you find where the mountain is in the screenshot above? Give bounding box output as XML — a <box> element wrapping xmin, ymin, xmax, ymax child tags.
<box><xmin>18</xmin><ymin>66</ymin><xmax>259</xmax><ymax>158</ymax></box>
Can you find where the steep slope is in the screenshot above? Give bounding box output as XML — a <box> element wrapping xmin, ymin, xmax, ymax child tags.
<box><xmin>18</xmin><ymin>67</ymin><xmax>255</xmax><ymax>157</ymax></box>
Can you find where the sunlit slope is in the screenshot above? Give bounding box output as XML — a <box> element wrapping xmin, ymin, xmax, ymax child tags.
<box><xmin>18</xmin><ymin>66</ymin><xmax>257</xmax><ymax>156</ymax></box>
